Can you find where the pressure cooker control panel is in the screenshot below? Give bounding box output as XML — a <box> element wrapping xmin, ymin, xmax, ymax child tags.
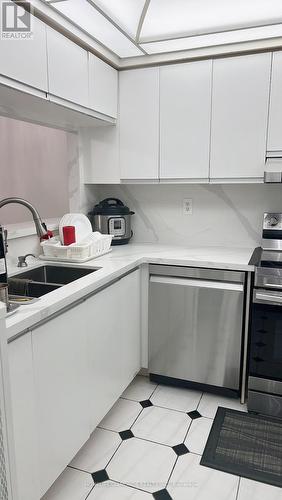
<box><xmin>108</xmin><ymin>217</ymin><xmax>126</xmax><ymax>236</ymax></box>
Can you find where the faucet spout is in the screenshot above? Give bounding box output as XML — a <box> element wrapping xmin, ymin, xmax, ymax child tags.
<box><xmin>0</xmin><ymin>198</ymin><xmax>49</xmax><ymax>238</ymax></box>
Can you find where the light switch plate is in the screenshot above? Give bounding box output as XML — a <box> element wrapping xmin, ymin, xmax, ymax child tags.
<box><xmin>183</xmin><ymin>198</ymin><xmax>193</xmax><ymax>215</ymax></box>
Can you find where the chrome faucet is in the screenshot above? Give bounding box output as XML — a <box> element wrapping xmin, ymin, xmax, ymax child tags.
<box><xmin>0</xmin><ymin>198</ymin><xmax>49</xmax><ymax>239</ymax></box>
<box><xmin>17</xmin><ymin>254</ymin><xmax>36</xmax><ymax>268</ymax></box>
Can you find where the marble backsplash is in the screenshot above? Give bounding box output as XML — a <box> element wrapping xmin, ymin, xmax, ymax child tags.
<box><xmin>91</xmin><ymin>183</ymin><xmax>282</xmax><ymax>248</ymax></box>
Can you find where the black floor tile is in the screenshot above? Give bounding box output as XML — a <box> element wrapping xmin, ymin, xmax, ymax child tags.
<box><xmin>172</xmin><ymin>443</ymin><xmax>189</xmax><ymax>456</ymax></box>
<box><xmin>153</xmin><ymin>488</ymin><xmax>173</xmax><ymax>499</ymax></box>
<box><xmin>91</xmin><ymin>469</ymin><xmax>109</xmax><ymax>484</ymax></box>
<box><xmin>119</xmin><ymin>429</ymin><xmax>134</xmax><ymax>440</ymax></box>
<box><xmin>140</xmin><ymin>399</ymin><xmax>153</xmax><ymax>408</ymax></box>
<box><xmin>188</xmin><ymin>410</ymin><xmax>202</xmax><ymax>419</ymax></box>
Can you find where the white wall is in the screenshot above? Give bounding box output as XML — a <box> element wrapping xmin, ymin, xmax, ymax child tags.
<box><xmin>94</xmin><ymin>183</ymin><xmax>282</xmax><ymax>248</ymax></box>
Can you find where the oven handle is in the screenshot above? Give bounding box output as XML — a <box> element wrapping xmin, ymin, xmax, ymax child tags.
<box><xmin>264</xmin><ymin>283</ymin><xmax>282</xmax><ymax>289</ymax></box>
<box><xmin>254</xmin><ymin>290</ymin><xmax>282</xmax><ymax>305</ymax></box>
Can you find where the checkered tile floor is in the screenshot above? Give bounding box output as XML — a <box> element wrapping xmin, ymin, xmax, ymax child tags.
<box><xmin>42</xmin><ymin>376</ymin><xmax>281</xmax><ymax>500</ymax></box>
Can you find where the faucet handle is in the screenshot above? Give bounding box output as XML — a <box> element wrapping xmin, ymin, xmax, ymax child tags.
<box><xmin>17</xmin><ymin>254</ymin><xmax>36</xmax><ymax>268</ymax></box>
<box><xmin>3</xmin><ymin>229</ymin><xmax>8</xmax><ymax>253</ymax></box>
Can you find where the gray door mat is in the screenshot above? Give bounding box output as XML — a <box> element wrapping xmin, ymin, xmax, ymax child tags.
<box><xmin>200</xmin><ymin>406</ymin><xmax>282</xmax><ymax>488</ymax></box>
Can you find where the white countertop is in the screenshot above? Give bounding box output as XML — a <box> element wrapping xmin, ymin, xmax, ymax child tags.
<box><xmin>5</xmin><ymin>243</ymin><xmax>256</xmax><ymax>341</ymax></box>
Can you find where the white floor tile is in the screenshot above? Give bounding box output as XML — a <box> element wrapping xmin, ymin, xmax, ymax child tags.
<box><xmin>122</xmin><ymin>376</ymin><xmax>157</xmax><ymax>402</ymax></box>
<box><xmin>132</xmin><ymin>405</ymin><xmax>191</xmax><ymax>446</ymax></box>
<box><xmin>237</xmin><ymin>478</ymin><xmax>281</xmax><ymax>500</ymax></box>
<box><xmin>151</xmin><ymin>385</ymin><xmax>202</xmax><ymax>412</ymax></box>
<box><xmin>198</xmin><ymin>393</ymin><xmax>247</xmax><ymax>419</ymax></box>
<box><xmin>168</xmin><ymin>453</ymin><xmax>239</xmax><ymax>500</ymax></box>
<box><xmin>69</xmin><ymin>428</ymin><xmax>121</xmax><ymax>473</ymax></box>
<box><xmin>184</xmin><ymin>417</ymin><xmax>213</xmax><ymax>455</ymax></box>
<box><xmin>99</xmin><ymin>399</ymin><xmax>142</xmax><ymax>432</ymax></box>
<box><xmin>88</xmin><ymin>481</ymin><xmax>151</xmax><ymax>499</ymax></box>
<box><xmin>107</xmin><ymin>437</ymin><xmax>176</xmax><ymax>493</ymax></box>
<box><xmin>42</xmin><ymin>467</ymin><xmax>93</xmax><ymax>500</ymax></box>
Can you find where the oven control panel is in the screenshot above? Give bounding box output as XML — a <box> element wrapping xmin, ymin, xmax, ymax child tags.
<box><xmin>263</xmin><ymin>213</ymin><xmax>282</xmax><ymax>241</ymax></box>
<box><xmin>263</xmin><ymin>213</ymin><xmax>282</xmax><ymax>230</ymax></box>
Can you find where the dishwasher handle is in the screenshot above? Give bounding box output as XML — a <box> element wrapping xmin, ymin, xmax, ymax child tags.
<box><xmin>150</xmin><ymin>275</ymin><xmax>244</xmax><ymax>292</ymax></box>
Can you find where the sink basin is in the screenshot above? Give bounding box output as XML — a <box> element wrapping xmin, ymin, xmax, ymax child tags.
<box><xmin>15</xmin><ymin>265</ymin><xmax>99</xmax><ymax>285</ymax></box>
<box><xmin>8</xmin><ymin>265</ymin><xmax>100</xmax><ymax>299</ymax></box>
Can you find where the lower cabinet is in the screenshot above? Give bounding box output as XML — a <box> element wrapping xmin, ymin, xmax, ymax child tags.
<box><xmin>8</xmin><ymin>269</ymin><xmax>141</xmax><ymax>499</ymax></box>
<box><xmin>86</xmin><ymin>269</ymin><xmax>141</xmax><ymax>429</ymax></box>
<box><xmin>32</xmin><ymin>302</ymin><xmax>89</xmax><ymax>497</ymax></box>
<box><xmin>8</xmin><ymin>333</ymin><xmax>40</xmax><ymax>500</ymax></box>
<box><xmin>119</xmin><ymin>270</ymin><xmax>141</xmax><ymax>387</ymax></box>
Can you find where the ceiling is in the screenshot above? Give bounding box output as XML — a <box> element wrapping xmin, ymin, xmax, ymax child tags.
<box><xmin>42</xmin><ymin>0</ymin><xmax>282</xmax><ymax>61</ymax></box>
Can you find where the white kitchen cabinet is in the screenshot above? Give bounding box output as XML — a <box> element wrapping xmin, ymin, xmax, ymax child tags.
<box><xmin>119</xmin><ymin>67</ymin><xmax>159</xmax><ymax>180</ymax></box>
<box><xmin>0</xmin><ymin>10</ymin><xmax>48</xmax><ymax>92</ymax></box>
<box><xmin>89</xmin><ymin>54</ymin><xmax>118</xmax><ymax>118</ymax></box>
<box><xmin>31</xmin><ymin>303</ymin><xmax>89</xmax><ymax>497</ymax></box>
<box><xmin>86</xmin><ymin>270</ymin><xmax>141</xmax><ymax>430</ymax></box>
<box><xmin>46</xmin><ymin>26</ymin><xmax>89</xmax><ymax>108</ymax></box>
<box><xmin>268</xmin><ymin>52</ymin><xmax>282</xmax><ymax>151</ymax></box>
<box><xmin>119</xmin><ymin>269</ymin><xmax>141</xmax><ymax>387</ymax></box>
<box><xmin>81</xmin><ymin>125</ymin><xmax>120</xmax><ymax>184</ymax></box>
<box><xmin>210</xmin><ymin>53</ymin><xmax>271</xmax><ymax>181</ymax></box>
<box><xmin>160</xmin><ymin>61</ymin><xmax>212</xmax><ymax>181</ymax></box>
<box><xmin>8</xmin><ymin>334</ymin><xmax>40</xmax><ymax>500</ymax></box>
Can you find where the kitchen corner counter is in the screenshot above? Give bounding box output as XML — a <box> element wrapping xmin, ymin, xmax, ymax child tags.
<box><xmin>5</xmin><ymin>243</ymin><xmax>255</xmax><ymax>341</ymax></box>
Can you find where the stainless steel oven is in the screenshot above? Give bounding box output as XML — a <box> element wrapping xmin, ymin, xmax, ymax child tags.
<box><xmin>248</xmin><ymin>217</ymin><xmax>282</xmax><ymax>418</ymax></box>
<box><xmin>249</xmin><ymin>288</ymin><xmax>282</xmax><ymax>417</ymax></box>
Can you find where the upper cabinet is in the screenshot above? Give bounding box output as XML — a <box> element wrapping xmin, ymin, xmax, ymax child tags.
<box><xmin>267</xmin><ymin>52</ymin><xmax>282</xmax><ymax>151</ymax></box>
<box><xmin>160</xmin><ymin>61</ymin><xmax>212</xmax><ymax>182</ymax></box>
<box><xmin>119</xmin><ymin>67</ymin><xmax>159</xmax><ymax>181</ymax></box>
<box><xmin>46</xmin><ymin>27</ymin><xmax>89</xmax><ymax>108</ymax></box>
<box><xmin>210</xmin><ymin>53</ymin><xmax>271</xmax><ymax>182</ymax></box>
<box><xmin>89</xmin><ymin>54</ymin><xmax>118</xmax><ymax>118</ymax></box>
<box><xmin>0</xmin><ymin>14</ymin><xmax>48</xmax><ymax>92</ymax></box>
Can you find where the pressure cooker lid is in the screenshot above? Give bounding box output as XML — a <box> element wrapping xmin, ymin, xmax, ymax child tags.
<box><xmin>91</xmin><ymin>198</ymin><xmax>134</xmax><ymax>216</ymax></box>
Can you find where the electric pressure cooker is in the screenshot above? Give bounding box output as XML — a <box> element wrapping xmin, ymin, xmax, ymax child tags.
<box><xmin>88</xmin><ymin>198</ymin><xmax>134</xmax><ymax>245</ymax></box>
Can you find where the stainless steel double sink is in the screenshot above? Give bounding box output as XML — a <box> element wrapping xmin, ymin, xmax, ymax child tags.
<box><xmin>8</xmin><ymin>265</ymin><xmax>100</xmax><ymax>301</ymax></box>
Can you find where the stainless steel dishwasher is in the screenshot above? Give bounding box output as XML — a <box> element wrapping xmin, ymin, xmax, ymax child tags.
<box><xmin>149</xmin><ymin>265</ymin><xmax>246</xmax><ymax>392</ymax></box>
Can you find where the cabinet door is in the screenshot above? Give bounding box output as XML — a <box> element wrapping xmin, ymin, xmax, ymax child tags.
<box><xmin>160</xmin><ymin>61</ymin><xmax>212</xmax><ymax>181</ymax></box>
<box><xmin>0</xmin><ymin>9</ymin><xmax>48</xmax><ymax>92</ymax></box>
<box><xmin>210</xmin><ymin>53</ymin><xmax>271</xmax><ymax>181</ymax></box>
<box><xmin>268</xmin><ymin>52</ymin><xmax>282</xmax><ymax>151</ymax></box>
<box><xmin>47</xmin><ymin>27</ymin><xmax>89</xmax><ymax>108</ymax></box>
<box><xmin>119</xmin><ymin>68</ymin><xmax>159</xmax><ymax>180</ymax></box>
<box><xmin>81</xmin><ymin>126</ymin><xmax>120</xmax><ymax>184</ymax></box>
<box><xmin>8</xmin><ymin>334</ymin><xmax>40</xmax><ymax>500</ymax></box>
<box><xmin>32</xmin><ymin>304</ymin><xmax>89</xmax><ymax>496</ymax></box>
<box><xmin>120</xmin><ymin>269</ymin><xmax>141</xmax><ymax>387</ymax></box>
<box><xmin>85</xmin><ymin>279</ymin><xmax>125</xmax><ymax>430</ymax></box>
<box><xmin>89</xmin><ymin>54</ymin><xmax>118</xmax><ymax>118</ymax></box>
<box><xmin>86</xmin><ymin>271</ymin><xmax>141</xmax><ymax>430</ymax></box>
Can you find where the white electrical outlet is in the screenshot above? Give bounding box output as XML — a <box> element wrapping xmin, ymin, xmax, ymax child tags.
<box><xmin>183</xmin><ymin>198</ymin><xmax>193</xmax><ymax>215</ymax></box>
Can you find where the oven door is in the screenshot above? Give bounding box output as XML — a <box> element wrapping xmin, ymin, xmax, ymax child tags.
<box><xmin>250</xmin><ymin>289</ymin><xmax>282</xmax><ymax>382</ymax></box>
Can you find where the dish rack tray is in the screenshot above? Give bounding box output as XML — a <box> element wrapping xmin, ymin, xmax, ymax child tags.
<box><xmin>40</xmin><ymin>234</ymin><xmax>112</xmax><ymax>263</ymax></box>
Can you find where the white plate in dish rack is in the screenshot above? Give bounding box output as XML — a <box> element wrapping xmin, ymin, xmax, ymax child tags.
<box><xmin>59</xmin><ymin>214</ymin><xmax>92</xmax><ymax>244</ymax></box>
